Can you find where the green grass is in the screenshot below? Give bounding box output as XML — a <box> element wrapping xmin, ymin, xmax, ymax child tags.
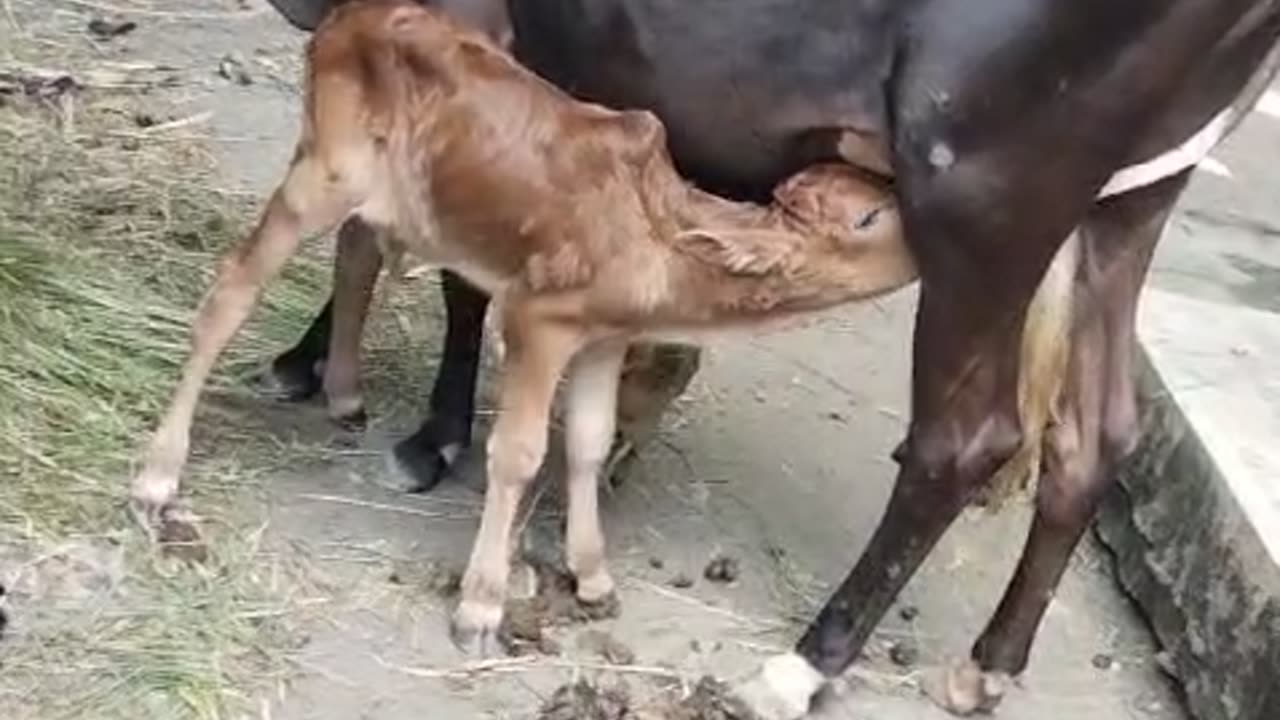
<box><xmin>0</xmin><ymin>1</ymin><xmax>465</xmax><ymax>713</ymax></box>
<box><xmin>0</xmin><ymin>86</ymin><xmax>333</xmax><ymax>720</ymax></box>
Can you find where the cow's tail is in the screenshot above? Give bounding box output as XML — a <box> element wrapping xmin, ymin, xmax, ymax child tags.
<box><xmin>982</xmin><ymin>232</ymin><xmax>1079</xmax><ymax>509</ymax></box>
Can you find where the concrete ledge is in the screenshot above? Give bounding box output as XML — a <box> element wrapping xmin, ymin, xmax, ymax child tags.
<box><xmin>1097</xmin><ymin>288</ymin><xmax>1280</xmax><ymax>720</ymax></box>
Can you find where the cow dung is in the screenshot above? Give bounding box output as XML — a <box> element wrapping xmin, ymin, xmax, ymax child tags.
<box><xmin>535</xmin><ymin>676</ymin><xmax>760</xmax><ymax>720</ymax></box>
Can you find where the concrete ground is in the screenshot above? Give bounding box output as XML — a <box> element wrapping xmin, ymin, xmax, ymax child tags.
<box><xmin>1145</xmin><ymin>86</ymin><xmax>1280</xmax><ymax>557</ymax></box>
<box><xmin>63</xmin><ymin>1</ymin><xmax>1280</xmax><ymax>717</ymax></box>
<box><xmin>1108</xmin><ymin>73</ymin><xmax>1280</xmax><ymax>720</ymax></box>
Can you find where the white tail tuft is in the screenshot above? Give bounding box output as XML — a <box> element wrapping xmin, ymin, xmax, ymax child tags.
<box><xmin>982</xmin><ymin>233</ymin><xmax>1079</xmax><ymax>509</ymax></box>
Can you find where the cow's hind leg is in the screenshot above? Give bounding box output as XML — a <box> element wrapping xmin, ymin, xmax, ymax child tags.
<box><xmin>735</xmin><ymin>54</ymin><xmax>1137</xmax><ymax>714</ymax></box>
<box><xmin>259</xmin><ymin>217</ymin><xmax>378</xmax><ymax>408</ymax></box>
<box><xmin>259</xmin><ymin>222</ymin><xmax>375</xmax><ymax>402</ymax></box>
<box><xmin>388</xmin><ymin>270</ymin><xmax>491</xmax><ymax>492</ymax></box>
<box><xmin>939</xmin><ymin>172</ymin><xmax>1189</xmax><ymax>713</ymax></box>
<box><xmin>737</xmin><ymin>251</ymin><xmax>1038</xmax><ymax>720</ymax></box>
<box><xmin>266</xmin><ymin>256</ymin><xmax>493</xmax><ymax>493</ymax></box>
<box><xmin>262</xmin><ymin>296</ymin><xmax>332</xmax><ymax>401</ymax></box>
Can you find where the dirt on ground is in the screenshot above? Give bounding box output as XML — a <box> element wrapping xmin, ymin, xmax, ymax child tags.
<box><xmin>535</xmin><ymin>677</ymin><xmax>759</xmax><ymax>720</ymax></box>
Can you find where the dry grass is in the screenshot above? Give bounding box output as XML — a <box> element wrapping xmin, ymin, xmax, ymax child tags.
<box><xmin>0</xmin><ymin>18</ymin><xmax>350</xmax><ymax>720</ymax></box>
<box><xmin>0</xmin><ymin>2</ymin><xmax>486</xmax><ymax>716</ymax></box>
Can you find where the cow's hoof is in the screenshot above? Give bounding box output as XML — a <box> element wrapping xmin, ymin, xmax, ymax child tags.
<box><xmin>450</xmin><ymin>601</ymin><xmax>506</xmax><ymax>658</ymax></box>
<box><xmin>733</xmin><ymin>653</ymin><xmax>825</xmax><ymax>720</ymax></box>
<box><xmin>924</xmin><ymin>659</ymin><xmax>1011</xmax><ymax>716</ymax></box>
<box><xmin>0</xmin><ymin>583</ymin><xmax>8</xmax><ymax>640</ymax></box>
<box><xmin>387</xmin><ymin>417</ymin><xmax>468</xmax><ymax>493</ymax></box>
<box><xmin>258</xmin><ymin>352</ymin><xmax>323</xmax><ymax>402</ymax></box>
<box><xmin>386</xmin><ymin>438</ymin><xmax>453</xmax><ymax>493</ymax></box>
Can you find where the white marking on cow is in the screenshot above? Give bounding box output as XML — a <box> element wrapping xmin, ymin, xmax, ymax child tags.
<box><xmin>1255</xmin><ymin>89</ymin><xmax>1280</xmax><ymax>119</ymax></box>
<box><xmin>734</xmin><ymin>653</ymin><xmax>826</xmax><ymax>720</ymax></box>
<box><xmin>928</xmin><ymin>142</ymin><xmax>955</xmax><ymax>170</ymax></box>
<box><xmin>1198</xmin><ymin>155</ymin><xmax>1233</xmax><ymax>179</ymax></box>
<box><xmin>1099</xmin><ymin>109</ymin><xmax>1234</xmax><ymax>198</ymax></box>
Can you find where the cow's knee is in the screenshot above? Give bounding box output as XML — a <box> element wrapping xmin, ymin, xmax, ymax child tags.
<box><xmin>1100</xmin><ymin>390</ymin><xmax>1141</xmax><ymax>462</ymax></box>
<box><xmin>1037</xmin><ymin>418</ymin><xmax>1103</xmax><ymax>527</ymax></box>
<box><xmin>898</xmin><ymin>410</ymin><xmax>1023</xmax><ymax>504</ymax></box>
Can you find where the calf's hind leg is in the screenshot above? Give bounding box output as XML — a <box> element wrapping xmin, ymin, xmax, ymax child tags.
<box><xmin>609</xmin><ymin>342</ymin><xmax>702</xmax><ymax>485</ymax></box>
<box><xmin>269</xmin><ymin>266</ymin><xmax>496</xmax><ymax>492</ymax></box>
<box><xmin>260</xmin><ymin>222</ymin><xmax>379</xmax><ymax>403</ymax></box>
<box><xmin>323</xmin><ymin>218</ymin><xmax>383</xmax><ymax>432</ymax></box>
<box><xmin>132</xmin><ymin>152</ymin><xmax>354</xmax><ymax>538</ymax></box>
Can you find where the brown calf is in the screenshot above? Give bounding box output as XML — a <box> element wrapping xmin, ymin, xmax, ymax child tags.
<box><xmin>131</xmin><ymin>0</ymin><xmax>1076</xmax><ymax>672</ymax></box>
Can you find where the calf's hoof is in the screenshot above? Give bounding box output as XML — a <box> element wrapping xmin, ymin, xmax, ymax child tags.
<box><xmin>924</xmin><ymin>659</ymin><xmax>1011</xmax><ymax>716</ymax></box>
<box><xmin>450</xmin><ymin>601</ymin><xmax>507</xmax><ymax>658</ymax></box>
<box><xmin>509</xmin><ymin>560</ymin><xmax>538</xmax><ymax>601</ymax></box>
<box><xmin>734</xmin><ymin>652</ymin><xmax>825</xmax><ymax>720</ymax></box>
<box><xmin>330</xmin><ymin>406</ymin><xmax>369</xmax><ymax>434</ymax></box>
<box><xmin>129</xmin><ymin>492</ymin><xmax>208</xmax><ymax>564</ymax></box>
<box><xmin>155</xmin><ymin>509</ymin><xmax>209</xmax><ymax>564</ymax></box>
<box><xmin>575</xmin><ymin>590</ymin><xmax>621</xmax><ymax>622</ymax></box>
<box><xmin>256</xmin><ymin>352</ymin><xmax>323</xmax><ymax>402</ymax></box>
<box><xmin>130</xmin><ymin>467</ymin><xmax>183</xmax><ymax>528</ymax></box>
<box><xmin>573</xmin><ymin>570</ymin><xmax>620</xmax><ymax>619</ymax></box>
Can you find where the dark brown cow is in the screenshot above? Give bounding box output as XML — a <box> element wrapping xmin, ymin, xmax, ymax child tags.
<box><xmin>133</xmin><ymin>0</ymin><xmax>1280</xmax><ymax>717</ymax></box>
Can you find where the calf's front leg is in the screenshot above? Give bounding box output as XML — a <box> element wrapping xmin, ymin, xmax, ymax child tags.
<box><xmin>563</xmin><ymin>339</ymin><xmax>627</xmax><ymax>609</ymax></box>
<box><xmin>450</xmin><ymin>307</ymin><xmax>582</xmax><ymax>657</ymax></box>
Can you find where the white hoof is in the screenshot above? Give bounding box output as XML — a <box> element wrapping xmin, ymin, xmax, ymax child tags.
<box><xmin>130</xmin><ymin>468</ymin><xmax>177</xmax><ymax>512</ymax></box>
<box><xmin>734</xmin><ymin>653</ymin><xmax>825</xmax><ymax>720</ymax></box>
<box><xmin>574</xmin><ymin>568</ymin><xmax>616</xmax><ymax>605</ymax></box>
<box><xmin>924</xmin><ymin>659</ymin><xmax>1011</xmax><ymax>716</ymax></box>
<box><xmin>449</xmin><ymin>600</ymin><xmax>505</xmax><ymax>658</ymax></box>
